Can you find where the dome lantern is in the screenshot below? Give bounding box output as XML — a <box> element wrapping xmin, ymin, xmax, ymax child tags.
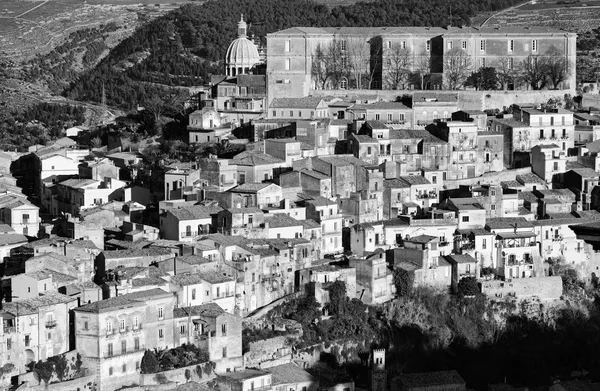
<box><xmin>225</xmin><ymin>13</ymin><xmax>260</xmax><ymax>76</ymax></box>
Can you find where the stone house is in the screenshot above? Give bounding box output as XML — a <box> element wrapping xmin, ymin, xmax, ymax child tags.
<box><xmin>0</xmin><ymin>194</ymin><xmax>40</xmax><ymax>237</ymax></box>
<box><xmin>94</xmin><ymin>248</ymin><xmax>175</xmax><ymax>284</ymax></box>
<box><xmin>230</xmin><ymin>151</ymin><xmax>287</xmax><ymax>184</ymax></box>
<box><xmin>73</xmin><ymin>288</ymin><xmax>177</xmax><ymax>391</ymax></box>
<box><xmin>268</xmin><ymin>363</ymin><xmax>318</xmax><ymax>391</ymax></box>
<box><xmin>160</xmin><ymin>204</ymin><xmax>223</xmax><ymax>241</ymax></box>
<box><xmin>169</xmin><ymin>272</ymin><xmax>236</xmax><ymax>314</ymax></box>
<box><xmin>349</xmin><ymin>250</ymin><xmax>394</xmax><ymax>304</ymax></box>
<box><xmin>174</xmin><ymin>303</ymin><xmax>243</xmax><ymax>372</ymax></box>
<box><xmin>1</xmin><ymin>292</ymin><xmax>77</xmax><ymax>374</ymax></box>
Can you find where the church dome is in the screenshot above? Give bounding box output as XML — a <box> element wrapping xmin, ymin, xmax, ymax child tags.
<box><xmin>225</xmin><ymin>15</ymin><xmax>260</xmax><ymax>76</ymax></box>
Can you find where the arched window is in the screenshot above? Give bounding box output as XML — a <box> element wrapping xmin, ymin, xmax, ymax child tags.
<box><xmin>340</xmin><ymin>78</ymin><xmax>348</xmax><ymax>90</ymax></box>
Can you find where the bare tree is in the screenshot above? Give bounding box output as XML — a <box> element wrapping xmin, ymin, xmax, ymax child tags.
<box><xmin>143</xmin><ymin>88</ymin><xmax>189</xmax><ymax>132</ymax></box>
<box><xmin>414</xmin><ymin>50</ymin><xmax>431</xmax><ymax>90</ymax></box>
<box><xmin>384</xmin><ymin>45</ymin><xmax>411</xmax><ymax>90</ymax></box>
<box><xmin>495</xmin><ymin>56</ymin><xmax>516</xmax><ymax>90</ymax></box>
<box><xmin>310</xmin><ymin>41</ymin><xmax>347</xmax><ymax>89</ymax></box>
<box><xmin>443</xmin><ymin>48</ymin><xmax>472</xmax><ymax>90</ymax></box>
<box><xmin>544</xmin><ymin>46</ymin><xmax>570</xmax><ymax>89</ymax></box>
<box><xmin>519</xmin><ymin>55</ymin><xmax>548</xmax><ymax>90</ymax></box>
<box><xmin>345</xmin><ymin>36</ymin><xmax>373</xmax><ymax>90</ymax></box>
<box><xmin>311</xmin><ymin>43</ymin><xmax>330</xmax><ymax>89</ymax></box>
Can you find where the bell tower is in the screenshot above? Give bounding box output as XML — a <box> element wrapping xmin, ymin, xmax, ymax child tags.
<box><xmin>370</xmin><ymin>348</ymin><xmax>387</xmax><ymax>391</ymax></box>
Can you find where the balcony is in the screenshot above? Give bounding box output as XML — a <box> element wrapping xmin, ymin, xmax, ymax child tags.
<box><xmin>3</xmin><ymin>326</ymin><xmax>15</xmax><ymax>334</ymax></box>
<box><xmin>499</xmin><ymin>241</ymin><xmax>536</xmax><ymax>248</ymax></box>
<box><xmin>416</xmin><ymin>192</ymin><xmax>438</xmax><ymax>199</ymax></box>
<box><xmin>552</xmin><ymin>236</ymin><xmax>563</xmax><ymax>242</ymax></box>
<box><xmin>105</xmin><ymin>345</ymin><xmax>145</xmax><ymax>359</ymax></box>
<box><xmin>439</xmin><ymin>241</ymin><xmax>450</xmax><ymax>247</ymax></box>
<box><xmin>460</xmin><ymin>241</ymin><xmax>475</xmax><ymax>251</ymax></box>
<box><xmin>119</xmin><ymin>326</ymin><xmax>130</xmax><ymax>334</ymax></box>
<box><xmin>214</xmin><ymin>292</ymin><xmax>235</xmax><ymax>299</ymax></box>
<box><xmin>181</xmin><ymin>231</ymin><xmax>199</xmax><ymax>238</ymax></box>
<box><xmin>506</xmin><ymin>257</ymin><xmax>534</xmax><ymax>266</ymax></box>
<box><xmin>45</xmin><ymin>320</ymin><xmax>57</xmax><ymax>328</ymax></box>
<box><xmin>132</xmin><ymin>324</ymin><xmax>143</xmax><ymax>333</ymax></box>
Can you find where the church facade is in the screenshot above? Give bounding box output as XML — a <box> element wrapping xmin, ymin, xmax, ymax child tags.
<box><xmin>265</xmin><ymin>26</ymin><xmax>576</xmax><ymax>102</ymax></box>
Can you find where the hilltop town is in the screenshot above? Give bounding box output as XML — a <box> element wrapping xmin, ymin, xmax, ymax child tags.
<box><xmin>2</xmin><ymin>7</ymin><xmax>600</xmax><ymax>391</ymax></box>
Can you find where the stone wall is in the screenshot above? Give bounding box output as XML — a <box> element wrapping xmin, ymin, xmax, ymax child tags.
<box><xmin>292</xmin><ymin>340</ymin><xmax>364</xmax><ymax>368</ymax></box>
<box><xmin>244</xmin><ymin>336</ymin><xmax>293</xmax><ymax>368</ymax></box>
<box><xmin>139</xmin><ymin>362</ymin><xmax>215</xmax><ymax>388</ymax></box>
<box><xmin>310</xmin><ymin>89</ymin><xmax>574</xmax><ymax>111</ymax></box>
<box><xmin>481</xmin><ymin>276</ymin><xmax>563</xmax><ymax>301</ymax></box>
<box><xmin>16</xmin><ymin>373</ymin><xmax>96</xmax><ymax>391</ymax></box>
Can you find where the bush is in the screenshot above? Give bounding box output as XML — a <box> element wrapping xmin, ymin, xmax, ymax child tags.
<box><xmin>393</xmin><ymin>268</ymin><xmax>415</xmax><ymax>297</ymax></box>
<box><xmin>140</xmin><ymin>350</ymin><xmax>160</xmax><ymax>374</ymax></box>
<box><xmin>457</xmin><ymin>277</ymin><xmax>480</xmax><ymax>297</ymax></box>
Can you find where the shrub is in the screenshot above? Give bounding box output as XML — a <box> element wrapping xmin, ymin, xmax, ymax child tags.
<box><xmin>393</xmin><ymin>268</ymin><xmax>415</xmax><ymax>297</ymax></box>
<box><xmin>457</xmin><ymin>277</ymin><xmax>480</xmax><ymax>297</ymax></box>
<box><xmin>140</xmin><ymin>350</ymin><xmax>160</xmax><ymax>374</ymax></box>
<box><xmin>154</xmin><ymin>373</ymin><xmax>168</xmax><ymax>384</ymax></box>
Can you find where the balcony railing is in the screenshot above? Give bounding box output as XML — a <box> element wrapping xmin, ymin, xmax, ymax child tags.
<box><xmin>181</xmin><ymin>231</ymin><xmax>198</xmax><ymax>238</ymax></box>
<box><xmin>45</xmin><ymin>320</ymin><xmax>57</xmax><ymax>328</ymax></box>
<box><xmin>416</xmin><ymin>192</ymin><xmax>437</xmax><ymax>199</ymax></box>
<box><xmin>105</xmin><ymin>345</ymin><xmax>145</xmax><ymax>359</ymax></box>
<box><xmin>119</xmin><ymin>326</ymin><xmax>130</xmax><ymax>334</ymax></box>
<box><xmin>214</xmin><ymin>292</ymin><xmax>235</xmax><ymax>299</ymax></box>
<box><xmin>3</xmin><ymin>326</ymin><xmax>15</xmax><ymax>334</ymax></box>
<box><xmin>460</xmin><ymin>242</ymin><xmax>475</xmax><ymax>251</ymax></box>
<box><xmin>506</xmin><ymin>258</ymin><xmax>534</xmax><ymax>266</ymax></box>
<box><xmin>552</xmin><ymin>236</ymin><xmax>563</xmax><ymax>242</ymax></box>
<box><xmin>132</xmin><ymin>324</ymin><xmax>143</xmax><ymax>333</ymax></box>
<box><xmin>439</xmin><ymin>241</ymin><xmax>450</xmax><ymax>247</ymax></box>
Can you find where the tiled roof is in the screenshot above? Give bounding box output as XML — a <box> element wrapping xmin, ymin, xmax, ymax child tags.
<box><xmin>351</xmin><ymin>102</ymin><xmax>411</xmax><ymax>110</ymax></box>
<box><xmin>445</xmin><ymin>254</ymin><xmax>476</xmax><ymax>264</ymax></box>
<box><xmin>486</xmin><ymin>217</ymin><xmax>534</xmax><ymax>230</ymax></box>
<box><xmin>168</xmin><ymin>205</ymin><xmax>223</xmax><ymax>221</ymax></box>
<box><xmin>173</xmin><ymin>302</ymin><xmax>225</xmax><ymax>318</ymax></box>
<box><xmin>101</xmin><ymin>248</ymin><xmax>173</xmax><ymax>259</ymax></box>
<box><xmin>0</xmin><ymin>233</ymin><xmax>28</xmax><ymax>246</ymax></box>
<box><xmin>516</xmin><ymin>173</ymin><xmax>546</xmax><ymax>185</ymax></box>
<box><xmin>131</xmin><ymin>277</ymin><xmax>167</xmax><ymax>287</ymax></box>
<box><xmin>300</xmin><ymin>219</ymin><xmax>320</xmax><ymax>229</ymax></box>
<box><xmin>390</xmin><ymin>129</ymin><xmax>445</xmax><ymax>143</ymax></box>
<box><xmin>318</xmin><ymin>155</ymin><xmax>369</xmax><ymax>167</ymax></box>
<box><xmin>0</xmin><ymin>224</ymin><xmax>14</xmax><ymax>233</ymax></box>
<box><xmin>176</xmin><ymin>255</ymin><xmax>214</xmax><ymax>265</ymax></box>
<box><xmin>230</xmin><ymin>183</ymin><xmax>276</xmax><ymax>193</ymax></box>
<box><xmin>268</xmin><ymin>363</ymin><xmax>316</xmax><ymax>385</ymax></box>
<box><xmin>384</xmin><ymin>179</ymin><xmax>410</xmax><ymax>189</ymax></box>
<box><xmin>265</xmin><ymin>214</ymin><xmax>303</xmax><ymax>228</ymax></box>
<box><xmin>569</xmin><ymin>167</ymin><xmax>599</xmax><ymax>178</ymax></box>
<box><xmin>270</xmin><ymin>97</ymin><xmax>324</xmax><ymax>109</ymax></box>
<box><xmin>2</xmin><ymin>292</ymin><xmax>76</xmax><ymax>315</ymax></box>
<box><xmin>399</xmin><ymin>175</ymin><xmax>431</xmax><ymax>186</ymax></box>
<box><xmin>231</xmin><ymin>151</ymin><xmax>285</xmax><ymax>166</ymax></box>
<box><xmin>75</xmin><ymin>288</ymin><xmax>172</xmax><ymax>313</ymax></box>
<box><xmin>352</xmin><ymin>134</ymin><xmax>378</xmax><ymax>143</ymax></box>
<box><xmin>59</xmin><ymin>178</ymin><xmax>98</xmax><ymax>189</ymax></box>
<box><xmin>407</xmin><ymin>234</ymin><xmax>437</xmax><ymax>244</ymax></box>
<box><xmin>305</xmin><ymin>196</ymin><xmax>337</xmax><ymax>207</ymax></box>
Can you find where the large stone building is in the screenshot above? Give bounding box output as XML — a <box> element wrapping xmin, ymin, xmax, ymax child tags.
<box><xmin>266</xmin><ymin>26</ymin><xmax>576</xmax><ymax>101</ymax></box>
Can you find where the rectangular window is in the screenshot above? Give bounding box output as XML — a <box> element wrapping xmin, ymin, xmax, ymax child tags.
<box><xmin>108</xmin><ymin>343</ymin><xmax>113</xmax><ymax>357</ymax></box>
<box><xmin>401</xmin><ymin>40</ymin><xmax>406</xmax><ymax>49</ymax></box>
<box><xmin>121</xmin><ymin>340</ymin><xmax>127</xmax><ymax>354</ymax></box>
<box><xmin>462</xmin><ymin>40</ymin><xmax>467</xmax><ymax>50</ymax></box>
<box><xmin>462</xmin><ymin>216</ymin><xmax>470</xmax><ymax>222</ymax></box>
<box><xmin>6</xmin><ymin>338</ymin><xmax>11</xmax><ymax>350</ymax></box>
<box><xmin>426</xmin><ymin>41</ymin><xmax>430</xmax><ymax>51</ymax></box>
<box><xmin>509</xmin><ymin>57</ymin><xmax>514</xmax><ymax>69</ymax></box>
<box><xmin>482</xmin><ymin>239</ymin><xmax>487</xmax><ymax>249</ymax></box>
<box><xmin>532</xmin><ymin>39</ymin><xmax>537</xmax><ymax>52</ymax></box>
<box><xmin>135</xmin><ymin>337</ymin><xmax>140</xmax><ymax>350</ymax></box>
<box><xmin>508</xmin><ymin>40</ymin><xmax>514</xmax><ymax>52</ymax></box>
<box><xmin>284</xmin><ymin>40</ymin><xmax>290</xmax><ymax>52</ymax></box>
<box><xmin>285</xmin><ymin>58</ymin><xmax>290</xmax><ymax>70</ymax></box>
<box><xmin>540</xmin><ymin>129</ymin><xmax>544</xmax><ymax>139</ymax></box>
<box><xmin>298</xmin><ymin>111</ymin><xmax>302</xmax><ymax>117</ymax></box>
<box><xmin>387</xmin><ymin>41</ymin><xmax>391</xmax><ymax>49</ymax></box>
<box><xmin>432</xmin><ymin>176</ymin><xmax>437</xmax><ymax>184</ymax></box>
<box><xmin>375</xmin><ymin>113</ymin><xmax>380</xmax><ymax>121</ymax></box>
<box><xmin>158</xmin><ymin>307</ymin><xmax>163</xmax><ymax>320</ymax></box>
<box><xmin>480</xmin><ymin>40</ymin><xmax>486</xmax><ymax>52</ymax></box>
<box><xmin>387</xmin><ymin>113</ymin><xmax>393</xmax><ymax>121</ymax></box>
<box><xmin>554</xmin><ymin>162</ymin><xmax>559</xmax><ymax>171</ymax></box>
<box><xmin>447</xmin><ymin>41</ymin><xmax>453</xmax><ymax>50</ymax></box>
<box><xmin>109</xmin><ymin>367</ymin><xmax>113</xmax><ymax>376</ymax></box>
<box><xmin>480</xmin><ymin>58</ymin><xmax>486</xmax><ymax>68</ymax></box>
<box><xmin>159</xmin><ymin>328</ymin><xmax>164</xmax><ymax>339</ymax></box>
<box><xmin>84</xmin><ymin>321</ymin><xmax>88</xmax><ymax>330</ymax></box>
<box><xmin>180</xmin><ymin>324</ymin><xmax>186</xmax><ymax>335</ymax></box>
<box><xmin>223</xmin><ymin>347</ymin><xmax>228</xmax><ymax>358</ymax></box>
<box><xmin>290</xmin><ymin>110</ymin><xmax>294</xmax><ymax>117</ymax></box>
<box><xmin>340</xmin><ymin>40</ymin><xmax>346</xmax><ymax>51</ymax></box>
<box><xmin>272</xmin><ymin>110</ymin><xmax>276</xmax><ymax>117</ymax></box>
<box><xmin>367</xmin><ymin>147</ymin><xmax>372</xmax><ymax>155</ymax></box>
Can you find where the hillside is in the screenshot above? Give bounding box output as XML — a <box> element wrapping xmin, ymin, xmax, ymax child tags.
<box><xmin>63</xmin><ymin>0</ymin><xmax>524</xmax><ymax>110</ymax></box>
